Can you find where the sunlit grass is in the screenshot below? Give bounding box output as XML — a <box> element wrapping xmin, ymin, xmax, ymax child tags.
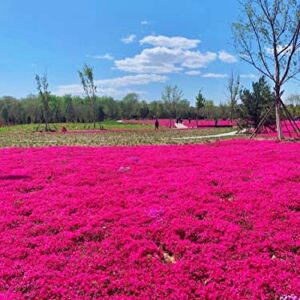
<box><xmin>0</xmin><ymin>122</ymin><xmax>239</xmax><ymax>147</ymax></box>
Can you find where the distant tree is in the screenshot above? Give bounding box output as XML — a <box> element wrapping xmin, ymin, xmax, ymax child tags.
<box><xmin>139</xmin><ymin>101</ymin><xmax>150</xmax><ymax>119</ymax></box>
<box><xmin>162</xmin><ymin>85</ymin><xmax>184</xmax><ymax>127</ymax></box>
<box><xmin>78</xmin><ymin>64</ymin><xmax>97</xmax><ymax>128</ymax></box>
<box><xmin>203</xmin><ymin>100</ymin><xmax>216</xmax><ymax>120</ymax></box>
<box><xmin>100</xmin><ymin>97</ymin><xmax>120</xmax><ymax>120</ymax></box>
<box><xmin>121</xmin><ymin>93</ymin><xmax>140</xmax><ymax>119</ymax></box>
<box><xmin>195</xmin><ymin>90</ymin><xmax>206</xmax><ymax>127</ymax></box>
<box><xmin>219</xmin><ymin>102</ymin><xmax>230</xmax><ymax>120</ymax></box>
<box><xmin>239</xmin><ymin>76</ymin><xmax>273</xmax><ymax>128</ymax></box>
<box><xmin>63</xmin><ymin>95</ymin><xmax>76</xmax><ymax>122</ymax></box>
<box><xmin>1</xmin><ymin>106</ymin><xmax>9</xmax><ymax>124</ymax></box>
<box><xmin>227</xmin><ymin>72</ymin><xmax>240</xmax><ymax>122</ymax></box>
<box><xmin>286</xmin><ymin>94</ymin><xmax>300</xmax><ymax>118</ymax></box>
<box><xmin>35</xmin><ymin>74</ymin><xmax>51</xmax><ymax>131</ymax></box>
<box><xmin>97</xmin><ymin>106</ymin><xmax>105</xmax><ymax>122</ymax></box>
<box><xmin>233</xmin><ymin>0</ymin><xmax>300</xmax><ymax>139</ymax></box>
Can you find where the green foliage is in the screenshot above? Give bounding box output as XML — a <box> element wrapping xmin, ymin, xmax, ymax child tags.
<box><xmin>78</xmin><ymin>64</ymin><xmax>97</xmax><ymax>127</ymax></box>
<box><xmin>195</xmin><ymin>90</ymin><xmax>206</xmax><ymax>111</ymax></box>
<box><xmin>239</xmin><ymin>76</ymin><xmax>274</xmax><ymax>127</ymax></box>
<box><xmin>161</xmin><ymin>85</ymin><xmax>184</xmax><ymax>119</ymax></box>
<box><xmin>35</xmin><ymin>74</ymin><xmax>51</xmax><ymax>131</ymax></box>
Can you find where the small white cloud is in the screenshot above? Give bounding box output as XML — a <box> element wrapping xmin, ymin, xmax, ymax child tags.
<box><xmin>141</xmin><ymin>20</ymin><xmax>149</xmax><ymax>25</ymax></box>
<box><xmin>185</xmin><ymin>70</ymin><xmax>201</xmax><ymax>76</ymax></box>
<box><xmin>218</xmin><ymin>50</ymin><xmax>238</xmax><ymax>63</ymax></box>
<box><xmin>202</xmin><ymin>73</ymin><xmax>228</xmax><ymax>78</ymax></box>
<box><xmin>87</xmin><ymin>53</ymin><xmax>114</xmax><ymax>60</ymax></box>
<box><xmin>54</xmin><ymin>74</ymin><xmax>168</xmax><ymax>97</ymax></box>
<box><xmin>95</xmin><ymin>74</ymin><xmax>168</xmax><ymax>88</ymax></box>
<box><xmin>121</xmin><ymin>34</ymin><xmax>137</xmax><ymax>44</ymax></box>
<box><xmin>265</xmin><ymin>45</ymin><xmax>296</xmax><ymax>56</ymax></box>
<box><xmin>240</xmin><ymin>73</ymin><xmax>258</xmax><ymax>79</ymax></box>
<box><xmin>140</xmin><ymin>35</ymin><xmax>200</xmax><ymax>49</ymax></box>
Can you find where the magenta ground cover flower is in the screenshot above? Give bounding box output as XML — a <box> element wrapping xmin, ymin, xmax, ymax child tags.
<box><xmin>0</xmin><ymin>140</ymin><xmax>299</xmax><ymax>299</ymax></box>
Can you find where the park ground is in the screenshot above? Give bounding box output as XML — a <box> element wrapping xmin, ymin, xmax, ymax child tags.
<box><xmin>0</xmin><ymin>121</ymin><xmax>236</xmax><ymax>147</ymax></box>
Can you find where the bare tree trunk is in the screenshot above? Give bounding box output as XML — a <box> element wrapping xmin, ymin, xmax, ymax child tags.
<box><xmin>275</xmin><ymin>90</ymin><xmax>283</xmax><ymax>140</ymax></box>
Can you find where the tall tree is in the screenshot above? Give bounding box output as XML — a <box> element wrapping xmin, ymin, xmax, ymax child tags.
<box><xmin>195</xmin><ymin>90</ymin><xmax>206</xmax><ymax>127</ymax></box>
<box><xmin>227</xmin><ymin>72</ymin><xmax>240</xmax><ymax>123</ymax></box>
<box><xmin>161</xmin><ymin>85</ymin><xmax>184</xmax><ymax>127</ymax></box>
<box><xmin>233</xmin><ymin>0</ymin><xmax>300</xmax><ymax>140</ymax></box>
<box><xmin>78</xmin><ymin>64</ymin><xmax>97</xmax><ymax>128</ymax></box>
<box><xmin>35</xmin><ymin>74</ymin><xmax>51</xmax><ymax>131</ymax></box>
<box><xmin>239</xmin><ymin>76</ymin><xmax>274</xmax><ymax>128</ymax></box>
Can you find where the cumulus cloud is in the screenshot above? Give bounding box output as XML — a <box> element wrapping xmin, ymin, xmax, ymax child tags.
<box><xmin>185</xmin><ymin>70</ymin><xmax>201</xmax><ymax>76</ymax></box>
<box><xmin>141</xmin><ymin>20</ymin><xmax>149</xmax><ymax>25</ymax></box>
<box><xmin>115</xmin><ymin>47</ymin><xmax>217</xmax><ymax>74</ymax></box>
<box><xmin>87</xmin><ymin>53</ymin><xmax>114</xmax><ymax>60</ymax></box>
<box><xmin>140</xmin><ymin>35</ymin><xmax>200</xmax><ymax>49</ymax></box>
<box><xmin>121</xmin><ymin>34</ymin><xmax>137</xmax><ymax>44</ymax></box>
<box><xmin>218</xmin><ymin>50</ymin><xmax>238</xmax><ymax>63</ymax></box>
<box><xmin>202</xmin><ymin>73</ymin><xmax>228</xmax><ymax>78</ymax></box>
<box><xmin>54</xmin><ymin>74</ymin><xmax>168</xmax><ymax>97</ymax></box>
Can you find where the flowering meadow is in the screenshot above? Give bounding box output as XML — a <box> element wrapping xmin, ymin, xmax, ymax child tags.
<box><xmin>0</xmin><ymin>140</ymin><xmax>299</xmax><ymax>299</ymax></box>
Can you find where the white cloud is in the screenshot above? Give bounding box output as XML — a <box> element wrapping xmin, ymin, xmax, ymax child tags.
<box><xmin>240</xmin><ymin>73</ymin><xmax>258</xmax><ymax>79</ymax></box>
<box><xmin>185</xmin><ymin>70</ymin><xmax>201</xmax><ymax>76</ymax></box>
<box><xmin>87</xmin><ymin>53</ymin><xmax>114</xmax><ymax>60</ymax></box>
<box><xmin>266</xmin><ymin>45</ymin><xmax>296</xmax><ymax>56</ymax></box>
<box><xmin>202</xmin><ymin>73</ymin><xmax>228</xmax><ymax>78</ymax></box>
<box><xmin>141</xmin><ymin>20</ymin><xmax>149</xmax><ymax>25</ymax></box>
<box><xmin>122</xmin><ymin>34</ymin><xmax>137</xmax><ymax>44</ymax></box>
<box><xmin>115</xmin><ymin>47</ymin><xmax>217</xmax><ymax>74</ymax></box>
<box><xmin>95</xmin><ymin>74</ymin><xmax>167</xmax><ymax>87</ymax></box>
<box><xmin>54</xmin><ymin>74</ymin><xmax>168</xmax><ymax>97</ymax></box>
<box><xmin>140</xmin><ymin>35</ymin><xmax>200</xmax><ymax>49</ymax></box>
<box><xmin>218</xmin><ymin>50</ymin><xmax>238</xmax><ymax>63</ymax></box>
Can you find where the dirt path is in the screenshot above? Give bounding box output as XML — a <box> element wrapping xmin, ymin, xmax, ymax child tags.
<box><xmin>173</xmin><ymin>130</ymin><xmax>246</xmax><ymax>140</ymax></box>
<box><xmin>174</xmin><ymin>123</ymin><xmax>188</xmax><ymax>129</ymax></box>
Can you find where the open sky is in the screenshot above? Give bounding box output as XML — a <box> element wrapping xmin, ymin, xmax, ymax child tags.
<box><xmin>0</xmin><ymin>0</ymin><xmax>299</xmax><ymax>104</ymax></box>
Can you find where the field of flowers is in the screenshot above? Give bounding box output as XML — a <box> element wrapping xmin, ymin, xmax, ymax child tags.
<box><xmin>0</xmin><ymin>140</ymin><xmax>299</xmax><ymax>299</ymax></box>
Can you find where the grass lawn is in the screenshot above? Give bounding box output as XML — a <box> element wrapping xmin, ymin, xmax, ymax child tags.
<box><xmin>0</xmin><ymin>121</ymin><xmax>237</xmax><ymax>147</ymax></box>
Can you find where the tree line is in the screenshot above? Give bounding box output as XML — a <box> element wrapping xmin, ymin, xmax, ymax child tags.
<box><xmin>0</xmin><ymin>74</ymin><xmax>299</xmax><ymax>127</ymax></box>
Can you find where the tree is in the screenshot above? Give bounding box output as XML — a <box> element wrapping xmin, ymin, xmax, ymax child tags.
<box><xmin>239</xmin><ymin>76</ymin><xmax>273</xmax><ymax>128</ymax></box>
<box><xmin>195</xmin><ymin>90</ymin><xmax>206</xmax><ymax>127</ymax></box>
<box><xmin>161</xmin><ymin>85</ymin><xmax>184</xmax><ymax>127</ymax></box>
<box><xmin>286</xmin><ymin>94</ymin><xmax>300</xmax><ymax>118</ymax></box>
<box><xmin>121</xmin><ymin>93</ymin><xmax>140</xmax><ymax>119</ymax></box>
<box><xmin>203</xmin><ymin>100</ymin><xmax>216</xmax><ymax>120</ymax></box>
<box><xmin>78</xmin><ymin>64</ymin><xmax>97</xmax><ymax>128</ymax></box>
<box><xmin>233</xmin><ymin>0</ymin><xmax>300</xmax><ymax>140</ymax></box>
<box><xmin>63</xmin><ymin>95</ymin><xmax>76</xmax><ymax>122</ymax></box>
<box><xmin>227</xmin><ymin>72</ymin><xmax>240</xmax><ymax>123</ymax></box>
<box><xmin>35</xmin><ymin>74</ymin><xmax>51</xmax><ymax>131</ymax></box>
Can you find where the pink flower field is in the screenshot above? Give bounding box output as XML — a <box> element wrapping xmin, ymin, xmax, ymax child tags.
<box><xmin>0</xmin><ymin>140</ymin><xmax>299</xmax><ymax>299</ymax></box>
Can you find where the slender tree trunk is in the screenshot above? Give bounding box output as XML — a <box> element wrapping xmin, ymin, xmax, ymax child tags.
<box><xmin>230</xmin><ymin>101</ymin><xmax>233</xmax><ymax>124</ymax></box>
<box><xmin>275</xmin><ymin>87</ymin><xmax>283</xmax><ymax>140</ymax></box>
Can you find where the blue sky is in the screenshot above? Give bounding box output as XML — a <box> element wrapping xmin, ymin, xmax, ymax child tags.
<box><xmin>0</xmin><ymin>0</ymin><xmax>298</xmax><ymax>104</ymax></box>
